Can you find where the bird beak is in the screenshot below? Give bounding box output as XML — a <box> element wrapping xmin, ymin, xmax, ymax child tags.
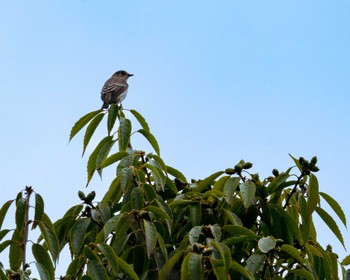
<box><xmin>128</xmin><ymin>73</ymin><xmax>134</xmax><ymax>77</ymax></box>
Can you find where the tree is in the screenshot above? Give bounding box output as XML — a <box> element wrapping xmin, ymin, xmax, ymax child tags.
<box><xmin>1</xmin><ymin>104</ymin><xmax>350</xmax><ymax>279</ymax></box>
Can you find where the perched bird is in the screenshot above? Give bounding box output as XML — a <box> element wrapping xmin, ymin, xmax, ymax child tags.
<box><xmin>100</xmin><ymin>70</ymin><xmax>133</xmax><ymax>109</ymax></box>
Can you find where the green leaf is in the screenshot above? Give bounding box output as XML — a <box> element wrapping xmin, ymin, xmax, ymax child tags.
<box><xmin>0</xmin><ymin>229</ymin><xmax>10</xmax><ymax>242</ymax></box>
<box><xmin>289</xmin><ymin>154</ymin><xmax>302</xmax><ymax>172</ymax></box>
<box><xmin>118</xmin><ymin>117</ymin><xmax>132</xmax><ymax>151</ymax></box>
<box><xmin>190</xmin><ymin>203</ymin><xmax>202</xmax><ymax>227</ymax></box>
<box><xmin>144</xmin><ymin>205</ymin><xmax>171</xmax><ymax>222</ymax></box>
<box><xmin>137</xmin><ymin>129</ymin><xmax>160</xmax><ymax>155</ymax></box>
<box><xmin>342</xmin><ymin>255</ymin><xmax>350</xmax><ymax>266</ymax></box>
<box><xmin>33</xmin><ymin>193</ymin><xmax>44</xmax><ymax>229</ymax></box>
<box><xmin>223</xmin><ymin>177</ymin><xmax>240</xmax><ymax>205</ymax></box>
<box><xmin>97</xmin><ymin>243</ymin><xmax>139</xmax><ymax>280</ymax></box>
<box><xmin>210</xmin><ymin>224</ymin><xmax>222</xmax><ymax>241</ymax></box>
<box><xmin>66</xmin><ymin>256</ymin><xmax>85</xmax><ymax>277</ymax></box>
<box><xmin>146</xmin><ymin>163</ymin><xmax>166</xmax><ymax>191</ymax></box>
<box><xmin>143</xmin><ymin>220</ymin><xmax>157</xmax><ymax>259</ymax></box>
<box><xmin>70</xmin><ymin>218</ymin><xmax>91</xmax><ymax>256</ymax></box>
<box><xmin>86</xmin><ymin>136</ymin><xmax>113</xmax><ymax>185</ymax></box>
<box><xmin>35</xmin><ymin>263</ymin><xmax>51</xmax><ymax>280</ymax></box>
<box><xmin>100</xmin><ymin>151</ymin><xmax>129</xmax><ymax>170</ymax></box>
<box><xmin>320</xmin><ymin>191</ymin><xmax>347</xmax><ymax>228</ymax></box>
<box><xmin>15</xmin><ymin>198</ymin><xmax>26</xmax><ymax>232</ymax></box>
<box><xmin>315</xmin><ymin>206</ymin><xmax>345</xmax><ymax>249</ymax></box>
<box><xmin>96</xmin><ymin>139</ymin><xmax>117</xmax><ymax>177</ymax></box>
<box><xmin>210</xmin><ymin>258</ymin><xmax>227</xmax><ymax>280</ymax></box>
<box><xmin>306</xmin><ymin>173</ymin><xmax>319</xmax><ymax>218</ymax></box>
<box><xmin>0</xmin><ymin>240</ymin><xmax>12</xmax><ymax>253</ymax></box>
<box><xmin>222</xmin><ymin>225</ymin><xmax>258</xmax><ymax>241</ymax></box>
<box><xmin>121</xmin><ymin>166</ymin><xmax>134</xmax><ymax>192</ymax></box>
<box><xmin>166</xmin><ymin>165</ymin><xmax>187</xmax><ymax>182</ymax></box>
<box><xmin>107</xmin><ymin>103</ymin><xmax>119</xmax><ymax>135</ymax></box>
<box><xmin>280</xmin><ymin>244</ymin><xmax>305</xmax><ymax>264</ymax></box>
<box><xmin>87</xmin><ymin>259</ymin><xmax>109</xmax><ymax>279</ymax></box>
<box><xmin>195</xmin><ymin>171</ymin><xmax>224</xmax><ymax>193</ymax></box>
<box><xmin>0</xmin><ymin>200</ymin><xmax>14</xmax><ymax>229</ymax></box>
<box><xmin>9</xmin><ymin>229</ymin><xmax>22</xmax><ymax>270</ymax></box>
<box><xmin>32</xmin><ymin>243</ymin><xmax>55</xmax><ymax>280</ymax></box>
<box><xmin>181</xmin><ymin>253</ymin><xmax>203</xmax><ymax>280</ymax></box>
<box><xmin>82</xmin><ymin>113</ymin><xmax>105</xmax><ymax>156</ymax></box>
<box><xmin>159</xmin><ymin>250</ymin><xmax>185</xmax><ymax>279</ymax></box>
<box><xmin>246</xmin><ymin>253</ymin><xmax>266</xmax><ymax>275</ymax></box>
<box><xmin>266</xmin><ymin>168</ymin><xmax>292</xmax><ymax>194</ymax></box>
<box><xmin>240</xmin><ymin>181</ymin><xmax>256</xmax><ymax>208</ymax></box>
<box><xmin>291</xmin><ymin>268</ymin><xmax>315</xmax><ymax>280</ymax></box>
<box><xmin>189</xmin><ymin>226</ymin><xmax>203</xmax><ymax>245</ymax></box>
<box><xmin>131</xmin><ymin>187</ymin><xmax>144</xmax><ymax>210</ymax></box>
<box><xmin>130</xmin><ymin>109</ymin><xmax>150</xmax><ymax>131</ymax></box>
<box><xmin>69</xmin><ymin>109</ymin><xmax>102</xmax><ymax>142</ymax></box>
<box><xmin>38</xmin><ymin>220</ymin><xmax>59</xmax><ymax>263</ymax></box>
<box><xmin>223</xmin><ymin>209</ymin><xmax>243</xmax><ymax>226</ymax></box>
<box><xmin>231</xmin><ymin>261</ymin><xmax>254</xmax><ymax>280</ymax></box>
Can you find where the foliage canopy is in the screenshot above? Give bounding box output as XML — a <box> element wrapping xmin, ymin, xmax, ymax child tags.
<box><xmin>1</xmin><ymin>104</ymin><xmax>349</xmax><ymax>279</ymax></box>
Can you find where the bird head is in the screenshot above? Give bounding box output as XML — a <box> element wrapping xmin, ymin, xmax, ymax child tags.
<box><xmin>114</xmin><ymin>70</ymin><xmax>133</xmax><ymax>80</ymax></box>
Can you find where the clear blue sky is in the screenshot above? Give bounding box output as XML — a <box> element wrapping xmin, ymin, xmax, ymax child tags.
<box><xmin>1</xmin><ymin>1</ymin><xmax>349</xmax><ymax>275</ymax></box>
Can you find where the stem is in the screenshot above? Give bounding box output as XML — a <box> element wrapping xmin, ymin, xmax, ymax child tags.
<box><xmin>22</xmin><ymin>186</ymin><xmax>33</xmax><ymax>271</ymax></box>
<box><xmin>283</xmin><ymin>172</ymin><xmax>305</xmax><ymax>209</ymax></box>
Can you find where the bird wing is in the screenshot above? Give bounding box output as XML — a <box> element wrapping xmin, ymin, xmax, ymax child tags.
<box><xmin>101</xmin><ymin>82</ymin><xmax>127</xmax><ymax>95</ymax></box>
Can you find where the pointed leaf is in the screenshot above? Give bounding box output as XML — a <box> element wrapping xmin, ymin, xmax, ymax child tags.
<box><xmin>222</xmin><ymin>225</ymin><xmax>258</xmax><ymax>241</ymax></box>
<box><xmin>66</xmin><ymin>256</ymin><xmax>85</xmax><ymax>277</ymax></box>
<box><xmin>280</xmin><ymin>244</ymin><xmax>305</xmax><ymax>264</ymax></box>
<box><xmin>131</xmin><ymin>187</ymin><xmax>144</xmax><ymax>210</ymax></box>
<box><xmin>87</xmin><ymin>260</ymin><xmax>109</xmax><ymax>279</ymax></box>
<box><xmin>195</xmin><ymin>171</ymin><xmax>224</xmax><ymax>193</ymax></box>
<box><xmin>189</xmin><ymin>226</ymin><xmax>203</xmax><ymax>245</ymax></box>
<box><xmin>292</xmin><ymin>268</ymin><xmax>315</xmax><ymax>280</ymax></box>
<box><xmin>315</xmin><ymin>206</ymin><xmax>345</xmax><ymax>249</ymax></box>
<box><xmin>306</xmin><ymin>173</ymin><xmax>319</xmax><ymax>217</ymax></box>
<box><xmin>33</xmin><ymin>193</ymin><xmax>44</xmax><ymax>229</ymax></box>
<box><xmin>96</xmin><ymin>139</ymin><xmax>117</xmax><ymax>177</ymax></box>
<box><xmin>181</xmin><ymin>253</ymin><xmax>203</xmax><ymax>280</ymax></box>
<box><xmin>15</xmin><ymin>198</ymin><xmax>26</xmax><ymax>232</ymax></box>
<box><xmin>137</xmin><ymin>129</ymin><xmax>160</xmax><ymax>155</ymax></box>
<box><xmin>38</xmin><ymin>221</ymin><xmax>59</xmax><ymax>263</ymax></box>
<box><xmin>246</xmin><ymin>254</ymin><xmax>266</xmax><ymax>275</ymax></box>
<box><xmin>144</xmin><ymin>220</ymin><xmax>157</xmax><ymax>259</ymax></box>
<box><xmin>289</xmin><ymin>154</ymin><xmax>303</xmax><ymax>172</ymax></box>
<box><xmin>82</xmin><ymin>113</ymin><xmax>105</xmax><ymax>156</ymax></box>
<box><xmin>342</xmin><ymin>255</ymin><xmax>350</xmax><ymax>266</ymax></box>
<box><xmin>223</xmin><ymin>209</ymin><xmax>243</xmax><ymax>226</ymax></box>
<box><xmin>118</xmin><ymin>117</ymin><xmax>132</xmax><ymax>151</ymax></box>
<box><xmin>70</xmin><ymin>218</ymin><xmax>91</xmax><ymax>256</ymax></box>
<box><xmin>100</xmin><ymin>151</ymin><xmax>129</xmax><ymax>170</ymax></box>
<box><xmin>32</xmin><ymin>243</ymin><xmax>55</xmax><ymax>280</ymax></box>
<box><xmin>107</xmin><ymin>103</ymin><xmax>119</xmax><ymax>135</ymax></box>
<box><xmin>130</xmin><ymin>109</ymin><xmax>150</xmax><ymax>131</ymax></box>
<box><xmin>145</xmin><ymin>163</ymin><xmax>166</xmax><ymax>191</ymax></box>
<box><xmin>0</xmin><ymin>230</ymin><xmax>10</xmax><ymax>242</ymax></box>
<box><xmin>190</xmin><ymin>203</ymin><xmax>202</xmax><ymax>227</ymax></box>
<box><xmin>223</xmin><ymin>177</ymin><xmax>240</xmax><ymax>205</ymax></box>
<box><xmin>0</xmin><ymin>200</ymin><xmax>14</xmax><ymax>229</ymax></box>
<box><xmin>231</xmin><ymin>261</ymin><xmax>254</xmax><ymax>280</ymax></box>
<box><xmin>86</xmin><ymin>136</ymin><xmax>113</xmax><ymax>185</ymax></box>
<box><xmin>240</xmin><ymin>181</ymin><xmax>256</xmax><ymax>208</ymax></box>
<box><xmin>69</xmin><ymin>110</ymin><xmax>102</xmax><ymax>141</ymax></box>
<box><xmin>266</xmin><ymin>168</ymin><xmax>292</xmax><ymax>194</ymax></box>
<box><xmin>320</xmin><ymin>191</ymin><xmax>347</xmax><ymax>228</ymax></box>
<box><xmin>97</xmin><ymin>243</ymin><xmax>139</xmax><ymax>280</ymax></box>
<box><xmin>144</xmin><ymin>205</ymin><xmax>171</xmax><ymax>222</ymax></box>
<box><xmin>166</xmin><ymin>165</ymin><xmax>187</xmax><ymax>182</ymax></box>
<box><xmin>9</xmin><ymin>229</ymin><xmax>22</xmax><ymax>270</ymax></box>
<box><xmin>159</xmin><ymin>250</ymin><xmax>185</xmax><ymax>279</ymax></box>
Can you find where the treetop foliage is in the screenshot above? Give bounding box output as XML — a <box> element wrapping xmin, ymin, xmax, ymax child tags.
<box><xmin>1</xmin><ymin>104</ymin><xmax>350</xmax><ymax>279</ymax></box>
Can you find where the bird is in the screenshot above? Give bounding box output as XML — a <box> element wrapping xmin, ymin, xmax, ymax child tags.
<box><xmin>100</xmin><ymin>70</ymin><xmax>133</xmax><ymax>109</ymax></box>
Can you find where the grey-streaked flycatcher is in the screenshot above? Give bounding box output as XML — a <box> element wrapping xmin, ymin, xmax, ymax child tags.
<box><xmin>101</xmin><ymin>70</ymin><xmax>133</xmax><ymax>109</ymax></box>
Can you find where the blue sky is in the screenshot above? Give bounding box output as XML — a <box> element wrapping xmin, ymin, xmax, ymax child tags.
<box><xmin>1</xmin><ymin>1</ymin><xmax>350</xmax><ymax>275</ymax></box>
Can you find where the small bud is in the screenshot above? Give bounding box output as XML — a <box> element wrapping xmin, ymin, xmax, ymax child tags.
<box><xmin>302</xmin><ymin>159</ymin><xmax>310</xmax><ymax>169</ymax></box>
<box><xmin>299</xmin><ymin>157</ymin><xmax>305</xmax><ymax>165</ymax></box>
<box><xmin>272</xmin><ymin>169</ymin><xmax>279</xmax><ymax>177</ymax></box>
<box><xmin>225</xmin><ymin>168</ymin><xmax>236</xmax><ymax>175</ymax></box>
<box><xmin>87</xmin><ymin>191</ymin><xmax>96</xmax><ymax>201</ymax></box>
<box><xmin>310</xmin><ymin>156</ymin><xmax>318</xmax><ymax>165</ymax></box>
<box><xmin>78</xmin><ymin>191</ymin><xmax>86</xmax><ymax>200</ymax></box>
<box><xmin>234</xmin><ymin>164</ymin><xmax>243</xmax><ymax>172</ymax></box>
<box><xmin>311</xmin><ymin>166</ymin><xmax>320</xmax><ymax>172</ymax></box>
<box><xmin>243</xmin><ymin>162</ymin><xmax>253</xmax><ymax>169</ymax></box>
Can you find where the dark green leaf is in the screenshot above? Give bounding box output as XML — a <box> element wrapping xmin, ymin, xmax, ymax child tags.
<box><xmin>100</xmin><ymin>151</ymin><xmax>129</xmax><ymax>170</ymax></box>
<box><xmin>231</xmin><ymin>261</ymin><xmax>254</xmax><ymax>280</ymax></box>
<box><xmin>240</xmin><ymin>181</ymin><xmax>256</xmax><ymax>208</ymax></box>
<box><xmin>181</xmin><ymin>253</ymin><xmax>203</xmax><ymax>280</ymax></box>
<box><xmin>33</xmin><ymin>193</ymin><xmax>44</xmax><ymax>229</ymax></box>
<box><xmin>15</xmin><ymin>198</ymin><xmax>26</xmax><ymax>233</ymax></box>
<box><xmin>246</xmin><ymin>253</ymin><xmax>266</xmax><ymax>275</ymax></box>
<box><xmin>166</xmin><ymin>165</ymin><xmax>187</xmax><ymax>182</ymax></box>
<box><xmin>306</xmin><ymin>173</ymin><xmax>319</xmax><ymax>218</ymax></box>
<box><xmin>320</xmin><ymin>192</ymin><xmax>347</xmax><ymax>228</ymax></box>
<box><xmin>131</xmin><ymin>187</ymin><xmax>144</xmax><ymax>210</ymax></box>
<box><xmin>159</xmin><ymin>250</ymin><xmax>184</xmax><ymax>279</ymax></box>
<box><xmin>38</xmin><ymin>221</ymin><xmax>59</xmax><ymax>263</ymax></box>
<box><xmin>144</xmin><ymin>219</ymin><xmax>157</xmax><ymax>259</ymax></box>
<box><xmin>9</xmin><ymin>229</ymin><xmax>22</xmax><ymax>270</ymax></box>
<box><xmin>82</xmin><ymin>113</ymin><xmax>105</xmax><ymax>156</ymax></box>
<box><xmin>195</xmin><ymin>171</ymin><xmax>224</xmax><ymax>193</ymax></box>
<box><xmin>66</xmin><ymin>256</ymin><xmax>85</xmax><ymax>277</ymax></box>
<box><xmin>87</xmin><ymin>259</ymin><xmax>109</xmax><ymax>279</ymax></box>
<box><xmin>137</xmin><ymin>129</ymin><xmax>160</xmax><ymax>155</ymax></box>
<box><xmin>130</xmin><ymin>109</ymin><xmax>150</xmax><ymax>131</ymax></box>
<box><xmin>281</xmin><ymin>244</ymin><xmax>305</xmax><ymax>264</ymax></box>
<box><xmin>32</xmin><ymin>243</ymin><xmax>55</xmax><ymax>280</ymax></box>
<box><xmin>69</xmin><ymin>110</ymin><xmax>102</xmax><ymax>142</ymax></box>
<box><xmin>118</xmin><ymin>117</ymin><xmax>132</xmax><ymax>151</ymax></box>
<box><xmin>0</xmin><ymin>200</ymin><xmax>14</xmax><ymax>229</ymax></box>
<box><xmin>96</xmin><ymin>139</ymin><xmax>117</xmax><ymax>177</ymax></box>
<box><xmin>266</xmin><ymin>167</ymin><xmax>292</xmax><ymax>194</ymax></box>
<box><xmin>70</xmin><ymin>218</ymin><xmax>91</xmax><ymax>256</ymax></box>
<box><xmin>223</xmin><ymin>177</ymin><xmax>240</xmax><ymax>205</ymax></box>
<box><xmin>190</xmin><ymin>203</ymin><xmax>201</xmax><ymax>227</ymax></box>
<box><xmin>86</xmin><ymin>136</ymin><xmax>113</xmax><ymax>185</ymax></box>
<box><xmin>315</xmin><ymin>206</ymin><xmax>345</xmax><ymax>249</ymax></box>
<box><xmin>107</xmin><ymin>103</ymin><xmax>119</xmax><ymax>135</ymax></box>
